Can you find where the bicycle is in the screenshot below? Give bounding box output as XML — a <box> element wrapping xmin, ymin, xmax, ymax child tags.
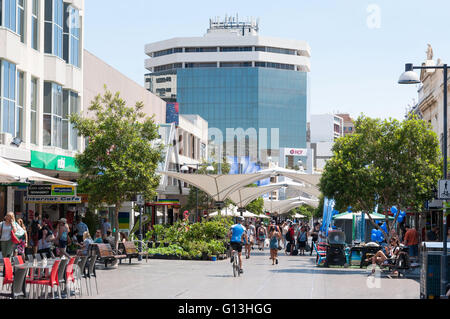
<box><xmin>232</xmin><ymin>249</ymin><xmax>240</xmax><ymax>277</ymax></box>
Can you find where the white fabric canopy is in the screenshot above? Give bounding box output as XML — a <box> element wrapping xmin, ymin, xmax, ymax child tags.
<box><xmin>277</xmin><ymin>201</ymin><xmax>306</xmax><ymax>215</ymax></box>
<box><xmin>263</xmin><ymin>197</ymin><xmax>303</xmax><ymax>213</ymax></box>
<box><xmin>159</xmin><ymin>171</ymin><xmax>273</xmax><ymax>202</ymax></box>
<box><xmin>209</xmin><ymin>205</ymin><xmax>259</xmax><ymax>218</ymax></box>
<box><xmin>260</xmin><ymin>167</ymin><xmax>322</xmax><ymax>187</ymax></box>
<box><xmin>0</xmin><ymin>156</ymin><xmax>76</xmax><ymax>186</ymax></box>
<box><xmin>227</xmin><ymin>184</ymin><xmax>285</xmax><ymax>208</ymax></box>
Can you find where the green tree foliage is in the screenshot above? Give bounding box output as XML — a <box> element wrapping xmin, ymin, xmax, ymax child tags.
<box><xmin>70</xmin><ymin>88</ymin><xmax>164</xmax><ymax>245</ymax></box>
<box><xmin>320</xmin><ymin>115</ymin><xmax>441</xmax><ymax>238</ymax></box>
<box><xmin>246</xmin><ymin>197</ymin><xmax>264</xmax><ymax>215</ymax></box>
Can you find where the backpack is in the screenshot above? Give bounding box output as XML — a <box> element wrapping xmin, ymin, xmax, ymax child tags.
<box><xmin>286</xmin><ymin>228</ymin><xmax>292</xmax><ymax>242</ymax></box>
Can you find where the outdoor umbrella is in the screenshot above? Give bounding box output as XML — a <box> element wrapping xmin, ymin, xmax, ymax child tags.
<box><xmin>0</xmin><ymin>156</ymin><xmax>76</xmax><ymax>185</ymax></box>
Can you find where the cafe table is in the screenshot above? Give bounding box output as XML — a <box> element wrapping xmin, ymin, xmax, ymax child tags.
<box><xmin>14</xmin><ymin>260</ymin><xmax>57</xmax><ymax>299</ymax></box>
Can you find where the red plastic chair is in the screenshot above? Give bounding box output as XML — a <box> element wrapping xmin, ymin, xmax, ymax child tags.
<box><xmin>64</xmin><ymin>257</ymin><xmax>77</xmax><ymax>298</ymax></box>
<box><xmin>27</xmin><ymin>260</ymin><xmax>61</xmax><ymax>299</ymax></box>
<box><xmin>2</xmin><ymin>258</ymin><xmax>14</xmax><ymax>289</ymax></box>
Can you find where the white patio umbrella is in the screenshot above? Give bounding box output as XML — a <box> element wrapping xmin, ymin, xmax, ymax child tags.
<box><xmin>0</xmin><ymin>156</ymin><xmax>76</xmax><ymax>185</ymax></box>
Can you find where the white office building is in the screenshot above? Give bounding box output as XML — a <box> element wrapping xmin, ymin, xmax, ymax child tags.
<box><xmin>309</xmin><ymin>114</ymin><xmax>344</xmax><ymax>171</ymax></box>
<box><xmin>0</xmin><ymin>0</ymin><xmax>84</xmax><ymax>217</ymax></box>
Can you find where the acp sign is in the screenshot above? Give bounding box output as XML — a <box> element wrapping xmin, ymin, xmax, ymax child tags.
<box><xmin>284</xmin><ymin>148</ymin><xmax>308</xmax><ymax>157</ymax></box>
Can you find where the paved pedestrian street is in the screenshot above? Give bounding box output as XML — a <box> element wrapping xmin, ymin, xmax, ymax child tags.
<box><xmin>84</xmin><ymin>249</ymin><xmax>419</xmax><ymax>299</ymax></box>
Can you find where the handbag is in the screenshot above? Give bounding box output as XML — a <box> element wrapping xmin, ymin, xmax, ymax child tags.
<box><xmin>11</xmin><ymin>224</ymin><xmax>21</xmax><ymax>245</ymax></box>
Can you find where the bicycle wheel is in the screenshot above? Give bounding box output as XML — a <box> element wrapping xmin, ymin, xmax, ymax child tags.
<box><xmin>233</xmin><ymin>256</ymin><xmax>237</xmax><ymax>277</ymax></box>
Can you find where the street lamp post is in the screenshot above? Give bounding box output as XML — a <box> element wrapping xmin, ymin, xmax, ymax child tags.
<box><xmin>399</xmin><ymin>63</ymin><xmax>448</xmax><ymax>298</ymax></box>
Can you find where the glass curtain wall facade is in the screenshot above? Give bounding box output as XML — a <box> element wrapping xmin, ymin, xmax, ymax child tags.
<box><xmin>177</xmin><ymin>67</ymin><xmax>308</xmax><ymax>156</ymax></box>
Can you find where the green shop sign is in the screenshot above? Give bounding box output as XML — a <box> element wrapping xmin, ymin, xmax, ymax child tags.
<box><xmin>29</xmin><ymin>151</ymin><xmax>78</xmax><ymax>173</ymax></box>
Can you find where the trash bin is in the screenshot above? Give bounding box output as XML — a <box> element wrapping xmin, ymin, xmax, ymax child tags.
<box><xmin>420</xmin><ymin>242</ymin><xmax>450</xmax><ymax>299</ymax></box>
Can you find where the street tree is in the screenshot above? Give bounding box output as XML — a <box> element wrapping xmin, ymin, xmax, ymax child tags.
<box><xmin>320</xmin><ymin>115</ymin><xmax>441</xmax><ymax>239</ymax></box>
<box><xmin>70</xmin><ymin>88</ymin><xmax>163</xmax><ymax>246</ymax></box>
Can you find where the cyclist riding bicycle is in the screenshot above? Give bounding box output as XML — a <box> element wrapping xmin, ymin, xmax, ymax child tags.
<box><xmin>228</xmin><ymin>216</ymin><xmax>247</xmax><ymax>274</ymax></box>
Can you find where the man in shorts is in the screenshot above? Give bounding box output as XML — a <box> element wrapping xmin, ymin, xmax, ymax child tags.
<box><xmin>228</xmin><ymin>216</ymin><xmax>247</xmax><ymax>274</ymax></box>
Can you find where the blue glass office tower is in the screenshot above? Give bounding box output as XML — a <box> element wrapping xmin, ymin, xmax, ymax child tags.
<box><xmin>177</xmin><ymin>67</ymin><xmax>308</xmax><ymax>151</ymax></box>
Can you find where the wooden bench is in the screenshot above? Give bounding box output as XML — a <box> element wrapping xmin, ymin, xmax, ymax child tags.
<box><xmin>90</xmin><ymin>243</ymin><xmax>127</xmax><ymax>268</ymax></box>
<box><xmin>119</xmin><ymin>241</ymin><xmax>148</xmax><ymax>264</ymax></box>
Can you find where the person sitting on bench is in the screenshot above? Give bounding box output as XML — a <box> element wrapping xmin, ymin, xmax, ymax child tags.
<box><xmin>370</xmin><ymin>237</ymin><xmax>401</xmax><ymax>276</ymax></box>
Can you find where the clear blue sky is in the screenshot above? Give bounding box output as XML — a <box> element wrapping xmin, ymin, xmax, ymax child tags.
<box><xmin>84</xmin><ymin>0</ymin><xmax>450</xmax><ymax>120</ymax></box>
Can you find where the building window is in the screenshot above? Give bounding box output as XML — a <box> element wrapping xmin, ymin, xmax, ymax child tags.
<box><xmin>255</xmin><ymin>46</ymin><xmax>297</xmax><ymax>55</ymax></box>
<box><xmin>62</xmin><ymin>89</ymin><xmax>79</xmax><ymax>150</ymax></box>
<box><xmin>0</xmin><ymin>60</ymin><xmax>17</xmax><ymax>136</ymax></box>
<box><xmin>220</xmin><ymin>47</ymin><xmax>252</xmax><ymax>52</ymax></box>
<box><xmin>31</xmin><ymin>0</ymin><xmax>39</xmax><ymax>50</ymax></box>
<box><xmin>185</xmin><ymin>47</ymin><xmax>217</xmax><ymax>53</ymax></box>
<box><xmin>185</xmin><ymin>62</ymin><xmax>216</xmax><ymax>68</ymax></box>
<box><xmin>44</xmin><ymin>0</ymin><xmax>63</xmax><ymax>59</ymax></box>
<box><xmin>153</xmin><ymin>63</ymin><xmax>182</xmax><ymax>73</ymax></box>
<box><xmin>1</xmin><ymin>0</ymin><xmax>17</xmax><ymax>32</ymax></box>
<box><xmin>16</xmin><ymin>70</ymin><xmax>23</xmax><ymax>139</ymax></box>
<box><xmin>63</xmin><ymin>4</ymin><xmax>80</xmax><ymax>67</ymax></box>
<box><xmin>17</xmin><ymin>0</ymin><xmax>24</xmax><ymax>42</ymax></box>
<box><xmin>220</xmin><ymin>62</ymin><xmax>252</xmax><ymax>68</ymax></box>
<box><xmin>255</xmin><ymin>61</ymin><xmax>296</xmax><ymax>70</ymax></box>
<box><xmin>30</xmin><ymin>77</ymin><xmax>38</xmax><ymax>144</ymax></box>
<box><xmin>43</xmin><ymin>81</ymin><xmax>63</xmax><ymax>147</ymax></box>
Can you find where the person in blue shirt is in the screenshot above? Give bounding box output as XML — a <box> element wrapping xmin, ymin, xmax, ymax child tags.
<box><xmin>75</xmin><ymin>216</ymin><xmax>89</xmax><ymax>243</ymax></box>
<box><xmin>228</xmin><ymin>216</ymin><xmax>247</xmax><ymax>274</ymax></box>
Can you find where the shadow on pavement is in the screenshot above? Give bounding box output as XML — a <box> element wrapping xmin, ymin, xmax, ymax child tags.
<box><xmin>269</xmin><ymin>268</ymin><xmax>370</xmax><ymax>276</ymax></box>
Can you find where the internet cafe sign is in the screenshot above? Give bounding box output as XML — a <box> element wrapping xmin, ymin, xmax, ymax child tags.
<box><xmin>284</xmin><ymin>148</ymin><xmax>308</xmax><ymax>157</ymax></box>
<box><xmin>25</xmin><ymin>184</ymin><xmax>81</xmax><ymax>204</ymax></box>
<box><xmin>28</xmin><ymin>185</ymin><xmax>76</xmax><ymax>196</ymax></box>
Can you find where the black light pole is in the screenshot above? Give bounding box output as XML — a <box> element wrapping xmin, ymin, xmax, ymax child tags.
<box><xmin>399</xmin><ymin>63</ymin><xmax>448</xmax><ymax>298</ymax></box>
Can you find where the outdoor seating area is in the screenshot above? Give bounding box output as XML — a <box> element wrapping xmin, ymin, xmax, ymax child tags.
<box><xmin>0</xmin><ymin>253</ymin><xmax>99</xmax><ymax>299</ymax></box>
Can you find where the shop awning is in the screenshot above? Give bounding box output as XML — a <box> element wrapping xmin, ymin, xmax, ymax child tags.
<box><xmin>0</xmin><ymin>156</ymin><xmax>76</xmax><ymax>186</ymax></box>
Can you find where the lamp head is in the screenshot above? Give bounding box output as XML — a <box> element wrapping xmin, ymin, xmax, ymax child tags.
<box><xmin>398</xmin><ymin>63</ymin><xmax>421</xmax><ymax>84</ymax></box>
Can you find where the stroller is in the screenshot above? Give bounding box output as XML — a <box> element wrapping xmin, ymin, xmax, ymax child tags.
<box><xmin>324</xmin><ymin>230</ymin><xmax>348</xmax><ymax>268</ymax></box>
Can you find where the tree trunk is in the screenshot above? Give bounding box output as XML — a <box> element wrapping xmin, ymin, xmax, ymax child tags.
<box><xmin>114</xmin><ymin>202</ymin><xmax>122</xmax><ymax>250</ymax></box>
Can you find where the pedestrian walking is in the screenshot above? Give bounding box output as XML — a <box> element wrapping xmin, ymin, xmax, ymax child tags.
<box><xmin>310</xmin><ymin>222</ymin><xmax>320</xmax><ymax>255</ymax></box>
<box><xmin>286</xmin><ymin>222</ymin><xmax>295</xmax><ymax>255</ymax></box>
<box><xmin>0</xmin><ymin>212</ymin><xmax>24</xmax><ymax>257</ymax></box>
<box><xmin>297</xmin><ymin>226</ymin><xmax>308</xmax><ymax>256</ymax></box>
<box><xmin>403</xmin><ymin>225</ymin><xmax>419</xmax><ymax>258</ymax></box>
<box><xmin>257</xmin><ymin>222</ymin><xmax>267</xmax><ymax>251</ymax></box>
<box><xmin>281</xmin><ymin>221</ymin><xmax>288</xmax><ymax>249</ymax></box>
<box><xmin>75</xmin><ymin>216</ymin><xmax>89</xmax><ymax>243</ymax></box>
<box><xmin>30</xmin><ymin>212</ymin><xmax>41</xmax><ymax>254</ymax></box>
<box><xmin>55</xmin><ymin>218</ymin><xmax>71</xmax><ymax>258</ymax></box>
<box><xmin>269</xmin><ymin>227</ymin><xmax>281</xmax><ymax>265</ymax></box>
<box><xmin>15</xmin><ymin>218</ymin><xmax>28</xmax><ymax>256</ymax></box>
